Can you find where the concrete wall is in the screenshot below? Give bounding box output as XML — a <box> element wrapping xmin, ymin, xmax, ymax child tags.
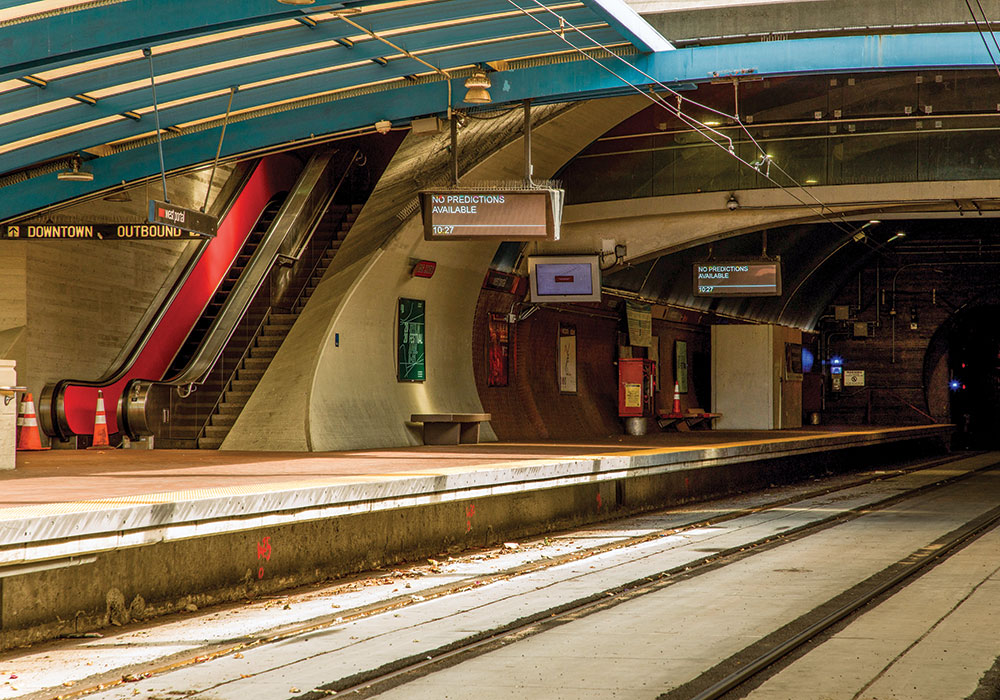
<box><xmin>224</xmin><ymin>97</ymin><xmax>649</xmax><ymax>451</ymax></box>
<box><xmin>0</xmin><ymin>361</ymin><xmax>15</xmax><ymax>470</ymax></box>
<box><xmin>0</xmin><ymin>166</ymin><xmax>234</xmax><ymax>422</ymax></box>
<box><xmin>712</xmin><ymin>324</ymin><xmax>801</xmax><ymax>429</ymax></box>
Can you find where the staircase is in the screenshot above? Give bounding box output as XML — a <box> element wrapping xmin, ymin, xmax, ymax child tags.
<box><xmin>196</xmin><ymin>203</ymin><xmax>363</xmax><ymax>448</ymax></box>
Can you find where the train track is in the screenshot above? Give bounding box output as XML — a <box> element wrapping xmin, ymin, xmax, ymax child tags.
<box><xmin>50</xmin><ymin>451</ymin><xmax>995</xmax><ymax>700</ymax></box>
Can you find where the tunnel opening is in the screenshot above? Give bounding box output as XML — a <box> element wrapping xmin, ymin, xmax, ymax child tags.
<box><xmin>947</xmin><ymin>305</ymin><xmax>1000</xmax><ymax>449</ymax></box>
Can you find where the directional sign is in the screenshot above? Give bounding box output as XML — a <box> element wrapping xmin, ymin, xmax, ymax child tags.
<box><xmin>2</xmin><ymin>223</ymin><xmax>205</xmax><ymax>240</ymax></box>
<box><xmin>148</xmin><ymin>200</ymin><xmax>218</xmax><ymax>238</ymax></box>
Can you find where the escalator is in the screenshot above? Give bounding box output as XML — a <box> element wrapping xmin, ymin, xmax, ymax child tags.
<box><xmin>40</xmin><ymin>153</ymin><xmax>304</xmax><ymax>446</ymax></box>
<box><xmin>120</xmin><ymin>149</ymin><xmax>368</xmax><ymax>448</ymax></box>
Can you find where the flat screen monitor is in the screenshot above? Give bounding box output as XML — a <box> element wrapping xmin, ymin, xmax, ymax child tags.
<box><xmin>693</xmin><ymin>261</ymin><xmax>782</xmax><ymax>297</ymax></box>
<box><xmin>528</xmin><ymin>255</ymin><xmax>601</xmax><ymax>303</ymax></box>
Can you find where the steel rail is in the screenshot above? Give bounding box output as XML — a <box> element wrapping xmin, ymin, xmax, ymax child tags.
<box><xmin>689</xmin><ymin>483</ymin><xmax>1000</xmax><ymax>700</ymax></box>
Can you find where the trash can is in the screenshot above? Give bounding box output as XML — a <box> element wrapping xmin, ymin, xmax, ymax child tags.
<box><xmin>625</xmin><ymin>416</ymin><xmax>648</xmax><ymax>436</ymax></box>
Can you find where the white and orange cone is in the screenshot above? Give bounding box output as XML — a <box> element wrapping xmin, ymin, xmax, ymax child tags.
<box><xmin>16</xmin><ymin>392</ymin><xmax>49</xmax><ymax>451</ymax></box>
<box><xmin>672</xmin><ymin>381</ymin><xmax>682</xmax><ymax>414</ymax></box>
<box><xmin>89</xmin><ymin>390</ymin><xmax>110</xmax><ymax>449</ymax></box>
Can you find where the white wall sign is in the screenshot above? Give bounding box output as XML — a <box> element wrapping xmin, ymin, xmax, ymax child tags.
<box><xmin>844</xmin><ymin>369</ymin><xmax>865</xmax><ymax>387</ymax></box>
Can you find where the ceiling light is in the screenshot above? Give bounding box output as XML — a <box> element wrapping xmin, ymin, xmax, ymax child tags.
<box><xmin>463</xmin><ymin>70</ymin><xmax>492</xmax><ymax>104</ymax></box>
<box><xmin>277</xmin><ymin>0</ymin><xmax>315</xmax><ymax>5</ymax></box>
<box><xmin>57</xmin><ymin>157</ymin><xmax>94</xmax><ymax>182</ymax></box>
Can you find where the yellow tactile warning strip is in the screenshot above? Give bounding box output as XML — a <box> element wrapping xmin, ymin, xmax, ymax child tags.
<box><xmin>0</xmin><ymin>426</ymin><xmax>952</xmax><ymax>524</ymax></box>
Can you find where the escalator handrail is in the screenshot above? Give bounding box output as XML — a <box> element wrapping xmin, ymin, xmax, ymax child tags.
<box><xmin>161</xmin><ymin>149</ymin><xmax>340</xmax><ymax>387</ymax></box>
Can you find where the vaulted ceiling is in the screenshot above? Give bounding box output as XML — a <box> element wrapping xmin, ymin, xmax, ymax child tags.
<box><xmin>0</xmin><ymin>0</ymin><xmax>670</xmax><ymax>220</ymax></box>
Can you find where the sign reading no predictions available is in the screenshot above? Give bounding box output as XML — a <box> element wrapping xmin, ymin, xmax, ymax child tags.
<box><xmin>2</xmin><ymin>223</ymin><xmax>206</xmax><ymax>240</ymax></box>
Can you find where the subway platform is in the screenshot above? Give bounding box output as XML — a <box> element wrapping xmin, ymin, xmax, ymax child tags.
<box><xmin>0</xmin><ymin>424</ymin><xmax>952</xmax><ymax>648</ymax></box>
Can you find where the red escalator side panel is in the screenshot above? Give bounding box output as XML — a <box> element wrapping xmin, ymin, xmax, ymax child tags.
<box><xmin>63</xmin><ymin>154</ymin><xmax>300</xmax><ymax>436</ymax></box>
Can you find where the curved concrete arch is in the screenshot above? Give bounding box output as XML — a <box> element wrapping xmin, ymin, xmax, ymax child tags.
<box><xmin>223</xmin><ymin>96</ymin><xmax>647</xmax><ymax>451</ymax></box>
<box><xmin>555</xmin><ymin>179</ymin><xmax>1000</xmax><ymax>264</ymax></box>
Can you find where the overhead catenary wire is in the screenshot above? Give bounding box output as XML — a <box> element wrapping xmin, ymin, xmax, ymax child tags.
<box><xmin>965</xmin><ymin>0</ymin><xmax>1000</xmax><ymax>80</ymax></box>
<box><xmin>507</xmin><ymin>0</ymin><xmax>865</xmax><ymax>237</ymax></box>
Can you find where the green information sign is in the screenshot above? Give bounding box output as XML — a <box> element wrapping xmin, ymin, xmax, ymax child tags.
<box><xmin>397</xmin><ymin>298</ymin><xmax>426</xmax><ymax>382</ymax></box>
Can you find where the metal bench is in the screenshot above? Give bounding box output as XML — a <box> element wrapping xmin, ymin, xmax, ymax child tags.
<box><xmin>656</xmin><ymin>409</ymin><xmax>723</xmax><ymax>431</ymax></box>
<box><xmin>410</xmin><ymin>413</ymin><xmax>492</xmax><ymax>445</ymax></box>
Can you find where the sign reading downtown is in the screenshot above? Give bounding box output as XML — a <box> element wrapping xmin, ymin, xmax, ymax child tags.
<box><xmin>420</xmin><ymin>188</ymin><xmax>563</xmax><ymax>241</ymax></box>
<box><xmin>3</xmin><ymin>223</ymin><xmax>208</xmax><ymax>240</ymax></box>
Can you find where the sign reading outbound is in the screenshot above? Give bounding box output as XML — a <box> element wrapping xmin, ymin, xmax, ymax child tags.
<box><xmin>2</xmin><ymin>223</ymin><xmax>206</xmax><ymax>240</ymax></box>
<box><xmin>693</xmin><ymin>261</ymin><xmax>782</xmax><ymax>297</ymax></box>
<box><xmin>420</xmin><ymin>189</ymin><xmax>562</xmax><ymax>241</ymax></box>
<box><xmin>148</xmin><ymin>200</ymin><xmax>218</xmax><ymax>238</ymax></box>
<box><xmin>397</xmin><ymin>298</ymin><xmax>426</xmax><ymax>382</ymax></box>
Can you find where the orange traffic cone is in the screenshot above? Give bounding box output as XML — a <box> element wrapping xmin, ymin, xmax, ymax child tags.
<box><xmin>89</xmin><ymin>390</ymin><xmax>110</xmax><ymax>449</ymax></box>
<box><xmin>16</xmin><ymin>393</ymin><xmax>49</xmax><ymax>451</ymax></box>
<box><xmin>672</xmin><ymin>381</ymin><xmax>682</xmax><ymax>415</ymax></box>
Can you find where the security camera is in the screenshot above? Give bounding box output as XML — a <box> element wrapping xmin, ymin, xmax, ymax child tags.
<box><xmin>374</xmin><ymin>120</ymin><xmax>392</xmax><ymax>135</ymax></box>
<box><xmin>726</xmin><ymin>194</ymin><xmax>739</xmax><ymax>211</ymax></box>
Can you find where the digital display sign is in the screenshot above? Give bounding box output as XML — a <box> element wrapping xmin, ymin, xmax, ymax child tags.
<box><xmin>693</xmin><ymin>261</ymin><xmax>782</xmax><ymax>297</ymax></box>
<box><xmin>420</xmin><ymin>189</ymin><xmax>563</xmax><ymax>241</ymax></box>
<box><xmin>528</xmin><ymin>255</ymin><xmax>601</xmax><ymax>303</ymax></box>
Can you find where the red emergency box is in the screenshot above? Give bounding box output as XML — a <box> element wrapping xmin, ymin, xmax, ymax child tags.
<box><xmin>618</xmin><ymin>358</ymin><xmax>656</xmax><ymax>417</ymax></box>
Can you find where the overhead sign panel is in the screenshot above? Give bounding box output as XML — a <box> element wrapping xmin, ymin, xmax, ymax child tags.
<box><xmin>148</xmin><ymin>200</ymin><xmax>218</xmax><ymax>238</ymax></box>
<box><xmin>693</xmin><ymin>261</ymin><xmax>782</xmax><ymax>297</ymax></box>
<box><xmin>2</xmin><ymin>223</ymin><xmax>206</xmax><ymax>240</ymax></box>
<box><xmin>420</xmin><ymin>189</ymin><xmax>563</xmax><ymax>241</ymax></box>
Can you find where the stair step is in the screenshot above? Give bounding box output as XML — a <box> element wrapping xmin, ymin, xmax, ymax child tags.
<box><xmin>270</xmin><ymin>313</ymin><xmax>297</xmax><ymax>324</ymax></box>
<box><xmin>261</xmin><ymin>323</ymin><xmax>293</xmax><ymax>334</ymax></box>
<box><xmin>198</xmin><ymin>437</ymin><xmax>224</xmax><ymax>450</ymax></box>
<box><xmin>256</xmin><ymin>335</ymin><xmax>285</xmax><ymax>347</ymax></box>
<box><xmin>230</xmin><ymin>379</ymin><xmax>258</xmax><ymax>392</ymax></box>
<box><xmin>244</xmin><ymin>356</ymin><xmax>273</xmax><ymax>369</ymax></box>
<box><xmin>224</xmin><ymin>389</ymin><xmax>252</xmax><ymax>402</ymax></box>
<box><xmin>219</xmin><ymin>401</ymin><xmax>248</xmax><ymax>412</ymax></box>
<box><xmin>237</xmin><ymin>367</ymin><xmax>265</xmax><ymax>380</ymax></box>
<box><xmin>210</xmin><ymin>413</ymin><xmax>238</xmax><ymax>427</ymax></box>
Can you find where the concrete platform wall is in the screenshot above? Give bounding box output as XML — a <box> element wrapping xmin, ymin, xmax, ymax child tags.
<box><xmin>0</xmin><ymin>432</ymin><xmax>950</xmax><ymax>649</ymax></box>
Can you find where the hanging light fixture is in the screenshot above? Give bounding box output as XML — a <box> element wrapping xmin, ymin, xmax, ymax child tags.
<box><xmin>277</xmin><ymin>0</ymin><xmax>315</xmax><ymax>5</ymax></box>
<box><xmin>57</xmin><ymin>156</ymin><xmax>94</xmax><ymax>182</ymax></box>
<box><xmin>463</xmin><ymin>69</ymin><xmax>492</xmax><ymax>104</ymax></box>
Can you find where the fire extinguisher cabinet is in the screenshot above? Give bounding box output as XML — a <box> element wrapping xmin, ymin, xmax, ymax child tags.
<box><xmin>618</xmin><ymin>358</ymin><xmax>656</xmax><ymax>435</ymax></box>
